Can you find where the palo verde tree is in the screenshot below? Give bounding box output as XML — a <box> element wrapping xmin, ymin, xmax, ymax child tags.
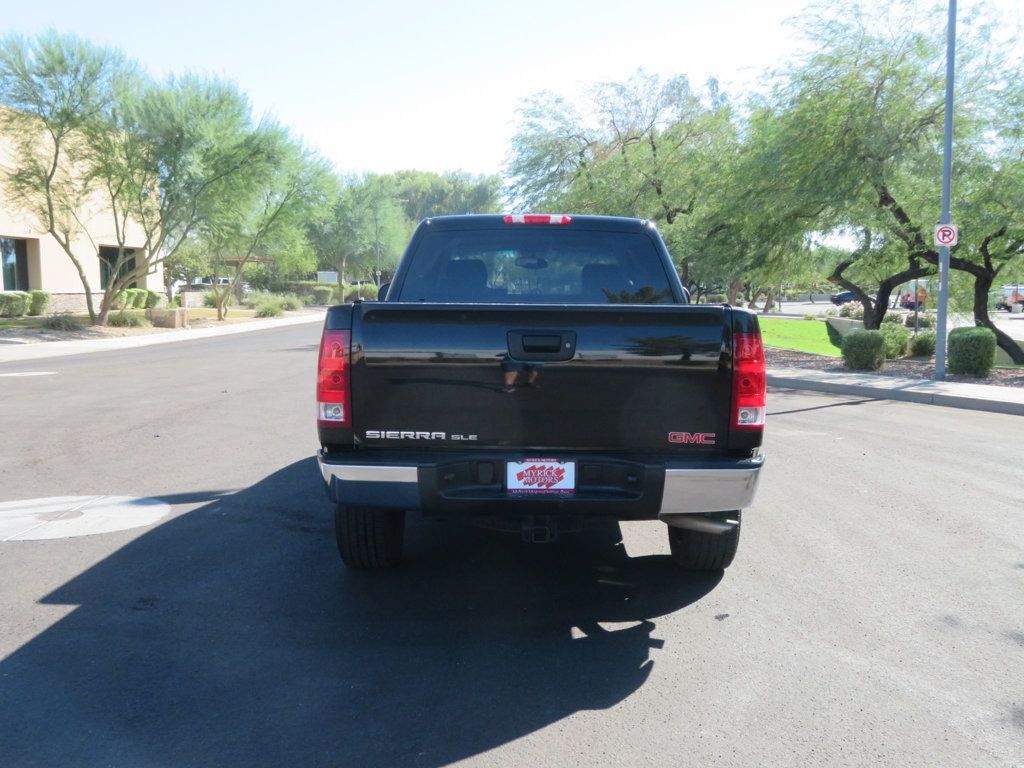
<box><xmin>310</xmin><ymin>175</ymin><xmax>407</xmax><ymax>287</ymax></box>
<box><xmin>0</xmin><ymin>32</ymin><xmax>286</xmax><ymax>325</ymax></box>
<box><xmin>505</xmin><ymin>70</ymin><xmax>736</xmax><ymax>284</ymax></box>
<box><xmin>681</xmin><ymin>95</ymin><xmax>832</xmax><ymax>309</ymax></box>
<box><xmin>97</xmin><ymin>75</ymin><xmax>280</xmax><ymax>326</ymax></box>
<box><xmin>388</xmin><ymin>169</ymin><xmax>502</xmax><ymax>221</ymax></box>
<box><xmin>202</xmin><ymin>132</ymin><xmax>334</xmax><ymax>320</ymax></box>
<box><xmin>760</xmin><ymin>0</ymin><xmax>1023</xmax><ymax>354</ymax></box>
<box><xmin>0</xmin><ymin>32</ymin><xmax>132</xmax><ymax>322</ymax></box>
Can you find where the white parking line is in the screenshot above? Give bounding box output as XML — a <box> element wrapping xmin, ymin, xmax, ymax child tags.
<box><xmin>0</xmin><ymin>371</ymin><xmax>57</xmax><ymax>377</ymax></box>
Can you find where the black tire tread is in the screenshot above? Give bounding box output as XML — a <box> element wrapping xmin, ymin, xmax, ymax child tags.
<box><xmin>668</xmin><ymin>511</ymin><xmax>741</xmax><ymax>571</ymax></box>
<box><xmin>335</xmin><ymin>505</ymin><xmax>405</xmax><ymax>569</ymax></box>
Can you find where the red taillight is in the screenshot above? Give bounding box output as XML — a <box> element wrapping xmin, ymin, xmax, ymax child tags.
<box><xmin>732</xmin><ymin>331</ymin><xmax>766</xmax><ymax>431</ymax></box>
<box><xmin>503</xmin><ymin>214</ymin><xmax>572</xmax><ymax>225</ymax></box>
<box><xmin>317</xmin><ymin>329</ymin><xmax>351</xmax><ymax>427</ymax></box>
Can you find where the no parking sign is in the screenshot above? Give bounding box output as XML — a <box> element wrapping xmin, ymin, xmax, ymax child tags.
<box><xmin>935</xmin><ymin>224</ymin><xmax>958</xmax><ymax>247</ymax></box>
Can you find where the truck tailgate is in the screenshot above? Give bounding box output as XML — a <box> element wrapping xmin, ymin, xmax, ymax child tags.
<box><xmin>350</xmin><ymin>303</ymin><xmax>733</xmax><ymax>454</ymax></box>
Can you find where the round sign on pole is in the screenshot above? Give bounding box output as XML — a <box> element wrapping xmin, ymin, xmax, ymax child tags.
<box><xmin>935</xmin><ymin>224</ymin><xmax>958</xmax><ymax>247</ymax></box>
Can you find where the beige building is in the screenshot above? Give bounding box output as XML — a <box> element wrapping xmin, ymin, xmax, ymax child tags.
<box><xmin>0</xmin><ymin>128</ymin><xmax>162</xmax><ymax>313</ymax></box>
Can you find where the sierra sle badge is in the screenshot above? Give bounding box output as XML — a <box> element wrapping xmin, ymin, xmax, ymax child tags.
<box><xmin>364</xmin><ymin>430</ymin><xmax>478</xmax><ymax>441</ymax></box>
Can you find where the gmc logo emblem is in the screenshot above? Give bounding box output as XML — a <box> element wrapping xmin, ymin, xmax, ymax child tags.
<box><xmin>668</xmin><ymin>431</ymin><xmax>717</xmax><ymax>445</ymax></box>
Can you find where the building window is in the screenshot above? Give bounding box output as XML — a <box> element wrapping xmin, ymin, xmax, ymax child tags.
<box><xmin>99</xmin><ymin>247</ymin><xmax>137</xmax><ymax>290</ymax></box>
<box><xmin>1</xmin><ymin>238</ymin><xmax>29</xmax><ymax>291</ymax></box>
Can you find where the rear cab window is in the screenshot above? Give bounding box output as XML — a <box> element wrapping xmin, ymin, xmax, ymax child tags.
<box><xmin>395</xmin><ymin>228</ymin><xmax>678</xmax><ymax>304</ymax></box>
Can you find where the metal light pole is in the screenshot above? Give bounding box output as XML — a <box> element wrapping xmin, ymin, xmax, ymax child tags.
<box><xmin>934</xmin><ymin>0</ymin><xmax>957</xmax><ymax>380</ymax></box>
<box><xmin>372</xmin><ymin>210</ymin><xmax>381</xmax><ymax>287</ymax></box>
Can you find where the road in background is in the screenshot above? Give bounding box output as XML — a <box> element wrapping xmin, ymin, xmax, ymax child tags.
<box><xmin>1</xmin><ymin>323</ymin><xmax>1021</xmax><ymax>767</ymax></box>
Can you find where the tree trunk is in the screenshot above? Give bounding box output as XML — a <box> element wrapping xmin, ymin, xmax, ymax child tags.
<box><xmin>97</xmin><ymin>298</ymin><xmax>111</xmax><ymax>327</ymax></box>
<box><xmin>678</xmin><ymin>258</ymin><xmax>690</xmax><ymax>286</ymax></box>
<box><xmin>762</xmin><ymin>289</ymin><xmax>775</xmax><ymax>314</ymax></box>
<box><xmin>972</xmin><ymin>272</ymin><xmax>1024</xmax><ymax>364</ymax></box>
<box><xmin>727</xmin><ymin>279</ymin><xmax>742</xmax><ymax>305</ymax></box>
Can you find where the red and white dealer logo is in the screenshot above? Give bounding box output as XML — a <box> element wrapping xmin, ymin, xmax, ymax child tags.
<box><xmin>516</xmin><ymin>464</ymin><xmax>566</xmax><ymax>489</ymax></box>
<box><xmin>507</xmin><ymin>459</ymin><xmax>576</xmax><ymax>492</ymax></box>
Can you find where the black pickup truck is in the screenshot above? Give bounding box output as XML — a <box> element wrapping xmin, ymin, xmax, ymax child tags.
<box><xmin>316</xmin><ymin>214</ymin><xmax>765</xmax><ymax>571</ymax></box>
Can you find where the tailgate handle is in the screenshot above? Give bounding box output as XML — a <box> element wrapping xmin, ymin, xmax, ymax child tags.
<box><xmin>522</xmin><ymin>335</ymin><xmax>562</xmax><ymax>352</ymax></box>
<box><xmin>508</xmin><ymin>330</ymin><xmax>576</xmax><ymax>361</ymax></box>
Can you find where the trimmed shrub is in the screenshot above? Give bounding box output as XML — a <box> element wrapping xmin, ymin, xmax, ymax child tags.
<box><xmin>823</xmin><ymin>307</ymin><xmax>839</xmax><ymax>317</ymax></box>
<box><xmin>881</xmin><ymin>312</ymin><xmax>903</xmax><ymax>324</ymax></box>
<box><xmin>108</xmin><ymin>311</ymin><xmax>146</xmax><ymax>327</ymax></box>
<box><xmin>132</xmin><ymin>289</ymin><xmax>148</xmax><ymax>308</ymax></box>
<box><xmin>28</xmin><ymin>290</ymin><xmax>52</xmax><ymax>316</ymax></box>
<box><xmin>706</xmin><ymin>293</ymin><xmax>727</xmax><ymax>303</ymax></box>
<box><xmin>279</xmin><ymin>293</ymin><xmax>303</xmax><ymax>311</ymax></box>
<box><xmin>144</xmin><ymin>289</ymin><xmax>162</xmax><ymax>309</ymax></box>
<box><xmin>111</xmin><ymin>289</ymin><xmax>144</xmax><ymax>310</ymax></box>
<box><xmin>0</xmin><ymin>291</ymin><xmax>31</xmax><ymax>317</ymax></box>
<box><xmin>910</xmin><ymin>331</ymin><xmax>936</xmax><ymax>358</ymax></box>
<box><xmin>312</xmin><ymin>285</ymin><xmax>334</xmax><ymax>305</ymax></box>
<box><xmin>842</xmin><ymin>330</ymin><xmax>885</xmax><ymax>371</ymax></box>
<box><xmin>904</xmin><ymin>312</ymin><xmax>934</xmax><ymax>328</ymax></box>
<box><xmin>947</xmin><ymin>326</ymin><xmax>996</xmax><ymax>377</ymax></box>
<box><xmin>879</xmin><ymin>323</ymin><xmax>909</xmax><ymax>359</ymax></box>
<box><xmin>40</xmin><ymin>312</ymin><xmax>84</xmax><ymax>331</ymax></box>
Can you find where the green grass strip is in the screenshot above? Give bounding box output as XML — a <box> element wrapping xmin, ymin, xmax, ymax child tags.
<box><xmin>759</xmin><ymin>317</ymin><xmax>842</xmax><ymax>357</ymax></box>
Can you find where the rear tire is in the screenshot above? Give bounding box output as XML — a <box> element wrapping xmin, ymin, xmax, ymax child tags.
<box><xmin>667</xmin><ymin>511</ymin><xmax>741</xmax><ymax>571</ymax></box>
<box><xmin>334</xmin><ymin>505</ymin><xmax>405</xmax><ymax>569</ymax></box>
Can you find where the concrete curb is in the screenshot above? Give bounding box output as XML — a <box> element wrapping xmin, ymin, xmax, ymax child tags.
<box><xmin>768</xmin><ymin>369</ymin><xmax>1024</xmax><ymax>417</ymax></box>
<box><xmin>0</xmin><ymin>312</ymin><xmax>325</xmax><ymax>364</ymax></box>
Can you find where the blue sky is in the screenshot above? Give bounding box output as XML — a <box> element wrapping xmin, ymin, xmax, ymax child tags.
<box><xmin>5</xmin><ymin>0</ymin><xmax>1018</xmax><ymax>176</ymax></box>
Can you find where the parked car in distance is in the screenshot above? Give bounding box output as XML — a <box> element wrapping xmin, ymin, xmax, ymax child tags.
<box><xmin>831</xmin><ymin>290</ymin><xmax>878</xmax><ymax>306</ymax></box>
<box><xmin>994</xmin><ymin>285</ymin><xmax>1024</xmax><ymax>311</ymax></box>
<box><xmin>830</xmin><ymin>290</ymin><xmax>857</xmax><ymax>305</ymax></box>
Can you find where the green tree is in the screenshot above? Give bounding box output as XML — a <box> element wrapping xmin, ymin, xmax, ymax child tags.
<box><xmin>0</xmin><ymin>32</ymin><xmax>131</xmax><ymax>323</ymax></box>
<box><xmin>389</xmin><ymin>170</ymin><xmax>501</xmax><ymax>221</ymax></box>
<box><xmin>311</xmin><ymin>175</ymin><xmax>406</xmax><ymax>288</ymax></box>
<box><xmin>0</xmin><ymin>33</ymin><xmax>284</xmax><ymax>325</ymax></box>
<box><xmin>203</xmin><ymin>132</ymin><xmax>333</xmax><ymax>319</ymax></box>
<box><xmin>749</xmin><ymin>1</ymin><xmax>1023</xmax><ymax>353</ymax></box>
<box><xmin>104</xmin><ymin>75</ymin><xmax>280</xmax><ymax>325</ymax></box>
<box><xmin>505</xmin><ymin>70</ymin><xmax>737</xmax><ymax>290</ymax></box>
<box><xmin>162</xmin><ymin>238</ymin><xmax>209</xmax><ymax>295</ymax></box>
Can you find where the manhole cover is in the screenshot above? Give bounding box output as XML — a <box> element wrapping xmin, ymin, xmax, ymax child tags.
<box><xmin>0</xmin><ymin>496</ymin><xmax>171</xmax><ymax>541</ymax></box>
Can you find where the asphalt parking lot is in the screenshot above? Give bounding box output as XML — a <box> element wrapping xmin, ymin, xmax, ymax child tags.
<box><xmin>1</xmin><ymin>323</ymin><xmax>1021</xmax><ymax>767</ymax></box>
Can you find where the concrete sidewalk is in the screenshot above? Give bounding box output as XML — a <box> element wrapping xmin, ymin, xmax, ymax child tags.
<box><xmin>0</xmin><ymin>311</ymin><xmax>324</xmax><ymax>364</ymax></box>
<box><xmin>769</xmin><ymin>367</ymin><xmax>1024</xmax><ymax>416</ymax></box>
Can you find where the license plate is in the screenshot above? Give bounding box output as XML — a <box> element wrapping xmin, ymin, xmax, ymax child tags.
<box><xmin>507</xmin><ymin>459</ymin><xmax>576</xmax><ymax>493</ymax></box>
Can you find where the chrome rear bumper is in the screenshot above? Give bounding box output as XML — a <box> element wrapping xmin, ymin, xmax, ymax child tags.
<box><xmin>318</xmin><ymin>451</ymin><xmax>764</xmax><ymax>518</ymax></box>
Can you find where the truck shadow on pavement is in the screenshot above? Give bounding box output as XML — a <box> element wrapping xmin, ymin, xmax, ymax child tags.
<box><xmin>0</xmin><ymin>458</ymin><xmax>721</xmax><ymax>768</ymax></box>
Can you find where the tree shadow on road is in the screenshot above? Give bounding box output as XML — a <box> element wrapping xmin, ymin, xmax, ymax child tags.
<box><xmin>0</xmin><ymin>458</ymin><xmax>721</xmax><ymax>767</ymax></box>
